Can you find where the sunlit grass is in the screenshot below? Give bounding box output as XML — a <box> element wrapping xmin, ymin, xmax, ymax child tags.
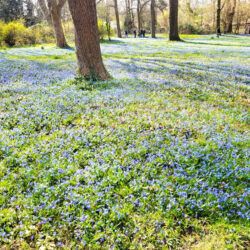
<box><xmin>0</xmin><ymin>35</ymin><xmax>249</xmax><ymax>249</ymax></box>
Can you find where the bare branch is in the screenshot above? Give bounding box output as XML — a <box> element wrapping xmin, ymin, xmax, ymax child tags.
<box><xmin>57</xmin><ymin>0</ymin><xmax>67</xmax><ymax>10</ymax></box>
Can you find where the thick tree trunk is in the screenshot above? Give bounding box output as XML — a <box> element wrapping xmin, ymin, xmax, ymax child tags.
<box><xmin>225</xmin><ymin>0</ymin><xmax>236</xmax><ymax>33</ymax></box>
<box><xmin>169</xmin><ymin>0</ymin><xmax>181</xmax><ymax>41</ymax></box>
<box><xmin>68</xmin><ymin>0</ymin><xmax>110</xmax><ymax>81</ymax></box>
<box><xmin>51</xmin><ymin>8</ymin><xmax>68</xmax><ymax>48</ymax></box>
<box><xmin>216</xmin><ymin>0</ymin><xmax>221</xmax><ymax>36</ymax></box>
<box><xmin>151</xmin><ymin>0</ymin><xmax>156</xmax><ymax>38</ymax></box>
<box><xmin>114</xmin><ymin>0</ymin><xmax>122</xmax><ymax>38</ymax></box>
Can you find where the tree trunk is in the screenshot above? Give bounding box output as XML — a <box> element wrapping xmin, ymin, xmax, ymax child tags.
<box><xmin>225</xmin><ymin>0</ymin><xmax>236</xmax><ymax>33</ymax></box>
<box><xmin>124</xmin><ymin>0</ymin><xmax>133</xmax><ymax>32</ymax></box>
<box><xmin>137</xmin><ymin>0</ymin><xmax>141</xmax><ymax>32</ymax></box>
<box><xmin>169</xmin><ymin>0</ymin><xmax>181</xmax><ymax>41</ymax></box>
<box><xmin>50</xmin><ymin>8</ymin><xmax>68</xmax><ymax>48</ymax></box>
<box><xmin>216</xmin><ymin>0</ymin><xmax>221</xmax><ymax>35</ymax></box>
<box><xmin>151</xmin><ymin>0</ymin><xmax>156</xmax><ymax>38</ymax></box>
<box><xmin>68</xmin><ymin>0</ymin><xmax>110</xmax><ymax>81</ymax></box>
<box><xmin>114</xmin><ymin>0</ymin><xmax>122</xmax><ymax>38</ymax></box>
<box><xmin>46</xmin><ymin>0</ymin><xmax>68</xmax><ymax>48</ymax></box>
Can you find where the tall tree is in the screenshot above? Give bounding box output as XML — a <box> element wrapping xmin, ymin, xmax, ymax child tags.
<box><xmin>169</xmin><ymin>0</ymin><xmax>181</xmax><ymax>41</ymax></box>
<box><xmin>225</xmin><ymin>0</ymin><xmax>237</xmax><ymax>33</ymax></box>
<box><xmin>24</xmin><ymin>0</ymin><xmax>37</xmax><ymax>26</ymax></box>
<box><xmin>114</xmin><ymin>0</ymin><xmax>122</xmax><ymax>38</ymax></box>
<box><xmin>151</xmin><ymin>0</ymin><xmax>156</xmax><ymax>38</ymax></box>
<box><xmin>47</xmin><ymin>0</ymin><xmax>68</xmax><ymax>48</ymax></box>
<box><xmin>137</xmin><ymin>0</ymin><xmax>142</xmax><ymax>31</ymax></box>
<box><xmin>0</xmin><ymin>0</ymin><xmax>24</xmax><ymax>22</ymax></box>
<box><xmin>124</xmin><ymin>0</ymin><xmax>134</xmax><ymax>32</ymax></box>
<box><xmin>216</xmin><ymin>0</ymin><xmax>221</xmax><ymax>36</ymax></box>
<box><xmin>136</xmin><ymin>0</ymin><xmax>150</xmax><ymax>32</ymax></box>
<box><xmin>38</xmin><ymin>0</ymin><xmax>68</xmax><ymax>48</ymax></box>
<box><xmin>68</xmin><ymin>0</ymin><xmax>110</xmax><ymax>80</ymax></box>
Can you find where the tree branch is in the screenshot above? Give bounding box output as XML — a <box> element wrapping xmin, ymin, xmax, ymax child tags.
<box><xmin>57</xmin><ymin>0</ymin><xmax>67</xmax><ymax>10</ymax></box>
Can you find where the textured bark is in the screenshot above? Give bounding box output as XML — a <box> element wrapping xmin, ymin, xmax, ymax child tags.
<box><xmin>225</xmin><ymin>0</ymin><xmax>237</xmax><ymax>33</ymax></box>
<box><xmin>114</xmin><ymin>0</ymin><xmax>122</xmax><ymax>38</ymax></box>
<box><xmin>216</xmin><ymin>0</ymin><xmax>221</xmax><ymax>35</ymax></box>
<box><xmin>48</xmin><ymin>0</ymin><xmax>68</xmax><ymax>48</ymax></box>
<box><xmin>169</xmin><ymin>0</ymin><xmax>181</xmax><ymax>41</ymax></box>
<box><xmin>68</xmin><ymin>0</ymin><xmax>110</xmax><ymax>80</ymax></box>
<box><xmin>151</xmin><ymin>0</ymin><xmax>156</xmax><ymax>38</ymax></box>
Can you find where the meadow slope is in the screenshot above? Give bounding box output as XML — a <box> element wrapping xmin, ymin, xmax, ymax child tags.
<box><xmin>0</xmin><ymin>35</ymin><xmax>250</xmax><ymax>249</ymax></box>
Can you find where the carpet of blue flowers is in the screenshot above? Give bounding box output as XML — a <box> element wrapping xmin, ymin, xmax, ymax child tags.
<box><xmin>0</xmin><ymin>35</ymin><xmax>249</xmax><ymax>249</ymax></box>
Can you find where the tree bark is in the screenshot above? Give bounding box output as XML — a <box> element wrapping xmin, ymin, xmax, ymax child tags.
<box><xmin>47</xmin><ymin>0</ymin><xmax>68</xmax><ymax>48</ymax></box>
<box><xmin>169</xmin><ymin>0</ymin><xmax>181</xmax><ymax>41</ymax></box>
<box><xmin>225</xmin><ymin>0</ymin><xmax>237</xmax><ymax>33</ymax></box>
<box><xmin>68</xmin><ymin>0</ymin><xmax>110</xmax><ymax>81</ymax></box>
<box><xmin>51</xmin><ymin>8</ymin><xmax>68</xmax><ymax>48</ymax></box>
<box><xmin>151</xmin><ymin>0</ymin><xmax>156</xmax><ymax>38</ymax></box>
<box><xmin>216</xmin><ymin>0</ymin><xmax>221</xmax><ymax>36</ymax></box>
<box><xmin>114</xmin><ymin>0</ymin><xmax>122</xmax><ymax>38</ymax></box>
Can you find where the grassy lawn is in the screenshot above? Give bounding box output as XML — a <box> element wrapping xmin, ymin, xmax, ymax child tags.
<box><xmin>0</xmin><ymin>35</ymin><xmax>249</xmax><ymax>249</ymax></box>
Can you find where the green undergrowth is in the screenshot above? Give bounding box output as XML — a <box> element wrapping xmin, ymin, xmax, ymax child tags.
<box><xmin>0</xmin><ymin>35</ymin><xmax>249</xmax><ymax>249</ymax></box>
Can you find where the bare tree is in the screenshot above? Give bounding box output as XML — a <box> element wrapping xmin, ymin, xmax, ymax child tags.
<box><xmin>169</xmin><ymin>0</ymin><xmax>181</xmax><ymax>41</ymax></box>
<box><xmin>124</xmin><ymin>0</ymin><xmax>134</xmax><ymax>32</ymax></box>
<box><xmin>68</xmin><ymin>0</ymin><xmax>110</xmax><ymax>80</ymax></box>
<box><xmin>151</xmin><ymin>0</ymin><xmax>156</xmax><ymax>38</ymax></box>
<box><xmin>38</xmin><ymin>0</ymin><xmax>68</xmax><ymax>48</ymax></box>
<box><xmin>114</xmin><ymin>0</ymin><xmax>122</xmax><ymax>37</ymax></box>
<box><xmin>137</xmin><ymin>0</ymin><xmax>150</xmax><ymax>32</ymax></box>
<box><xmin>48</xmin><ymin>0</ymin><xmax>68</xmax><ymax>48</ymax></box>
<box><xmin>38</xmin><ymin>0</ymin><xmax>52</xmax><ymax>24</ymax></box>
<box><xmin>216</xmin><ymin>0</ymin><xmax>221</xmax><ymax>35</ymax></box>
<box><xmin>137</xmin><ymin>0</ymin><xmax>142</xmax><ymax>31</ymax></box>
<box><xmin>225</xmin><ymin>0</ymin><xmax>237</xmax><ymax>33</ymax></box>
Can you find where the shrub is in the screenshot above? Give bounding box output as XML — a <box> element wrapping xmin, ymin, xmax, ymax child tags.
<box><xmin>29</xmin><ymin>23</ymin><xmax>55</xmax><ymax>44</ymax></box>
<box><xmin>98</xmin><ymin>19</ymin><xmax>114</xmax><ymax>41</ymax></box>
<box><xmin>179</xmin><ymin>24</ymin><xmax>203</xmax><ymax>34</ymax></box>
<box><xmin>0</xmin><ymin>21</ymin><xmax>4</xmax><ymax>46</ymax></box>
<box><xmin>0</xmin><ymin>20</ymin><xmax>55</xmax><ymax>47</ymax></box>
<box><xmin>2</xmin><ymin>20</ymin><xmax>27</xmax><ymax>46</ymax></box>
<box><xmin>98</xmin><ymin>19</ymin><xmax>107</xmax><ymax>40</ymax></box>
<box><xmin>0</xmin><ymin>19</ymin><xmax>112</xmax><ymax>47</ymax></box>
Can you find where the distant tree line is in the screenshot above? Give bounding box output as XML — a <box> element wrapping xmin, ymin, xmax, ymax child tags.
<box><xmin>0</xmin><ymin>0</ymin><xmax>40</xmax><ymax>26</ymax></box>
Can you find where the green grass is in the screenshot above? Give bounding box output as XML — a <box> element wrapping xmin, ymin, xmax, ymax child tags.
<box><xmin>0</xmin><ymin>35</ymin><xmax>249</xmax><ymax>249</ymax></box>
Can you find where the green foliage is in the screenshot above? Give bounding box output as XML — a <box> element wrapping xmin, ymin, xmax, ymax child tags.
<box><xmin>0</xmin><ymin>0</ymin><xmax>24</xmax><ymax>22</ymax></box>
<box><xmin>69</xmin><ymin>75</ymin><xmax>95</xmax><ymax>91</ymax></box>
<box><xmin>0</xmin><ymin>20</ymin><xmax>54</xmax><ymax>47</ymax></box>
<box><xmin>0</xmin><ymin>21</ymin><xmax>4</xmax><ymax>45</ymax></box>
<box><xmin>98</xmin><ymin>19</ymin><xmax>114</xmax><ymax>41</ymax></box>
<box><xmin>2</xmin><ymin>20</ymin><xmax>27</xmax><ymax>46</ymax></box>
<box><xmin>0</xmin><ymin>36</ymin><xmax>249</xmax><ymax>249</ymax></box>
<box><xmin>179</xmin><ymin>24</ymin><xmax>203</xmax><ymax>34</ymax></box>
<box><xmin>29</xmin><ymin>23</ymin><xmax>55</xmax><ymax>44</ymax></box>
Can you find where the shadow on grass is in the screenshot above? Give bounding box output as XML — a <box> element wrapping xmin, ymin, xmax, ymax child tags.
<box><xmin>183</xmin><ymin>38</ymin><xmax>249</xmax><ymax>47</ymax></box>
<box><xmin>62</xmin><ymin>46</ymin><xmax>75</xmax><ymax>51</ymax></box>
<box><xmin>100</xmin><ymin>39</ymin><xmax>126</xmax><ymax>45</ymax></box>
